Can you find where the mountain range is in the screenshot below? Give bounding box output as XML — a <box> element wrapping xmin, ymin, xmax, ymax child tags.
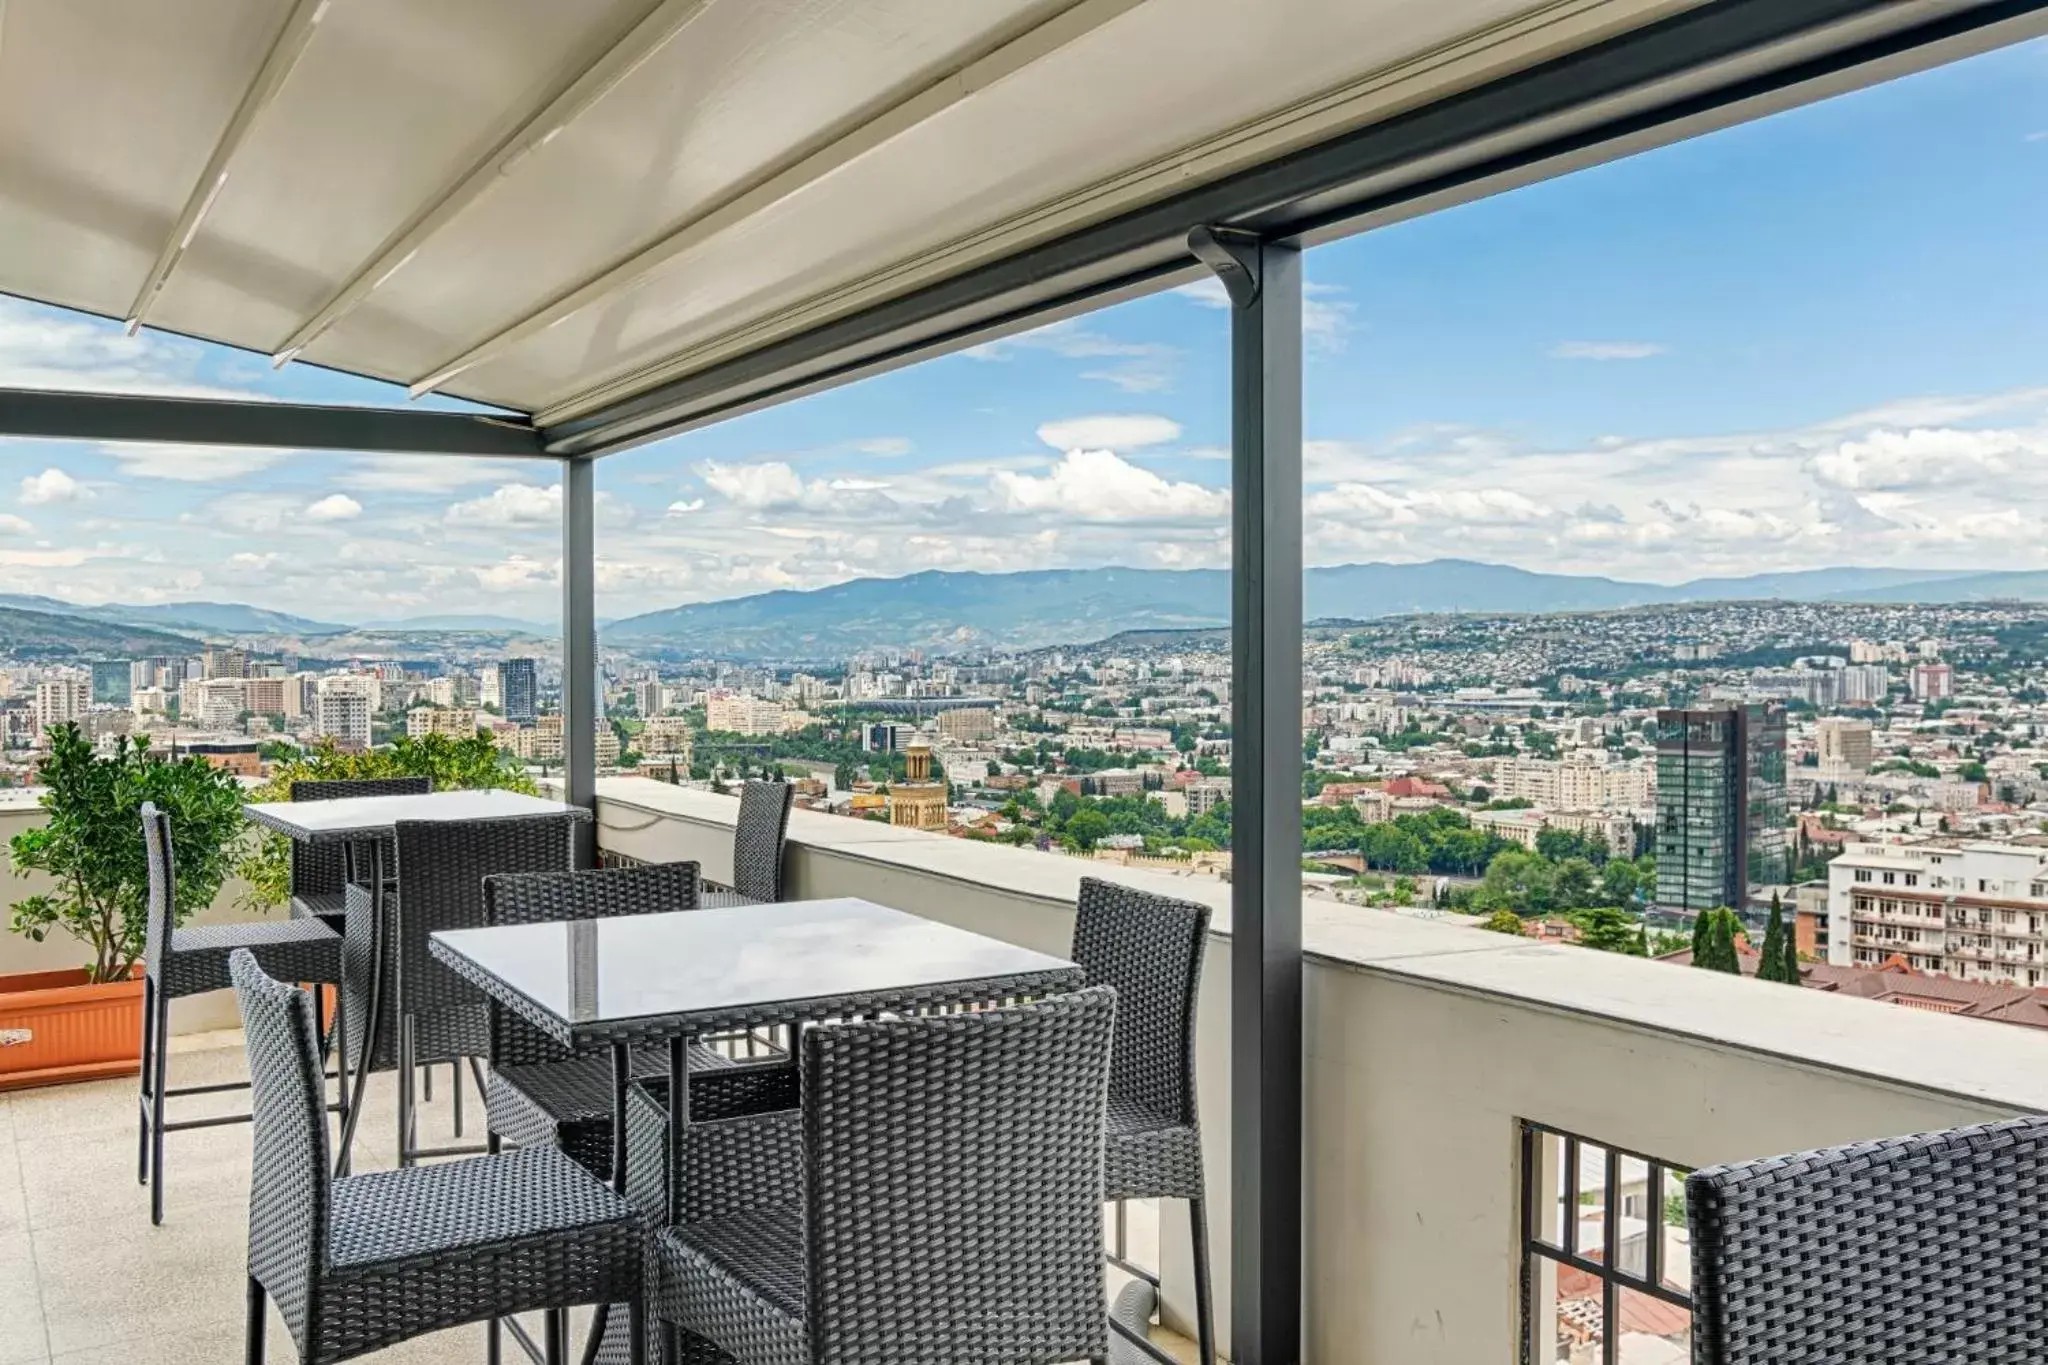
<box><xmin>603</xmin><ymin>560</ymin><xmax>2017</xmax><ymax>656</ymax></box>
<box><xmin>8</xmin><ymin>560</ymin><xmax>2048</xmax><ymax>661</ymax></box>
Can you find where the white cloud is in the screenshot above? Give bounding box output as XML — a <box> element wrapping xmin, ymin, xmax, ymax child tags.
<box><xmin>1811</xmin><ymin>427</ymin><xmax>2025</xmax><ymax>490</ymax></box>
<box><xmin>2027</xmin><ymin>130</ymin><xmax>2048</xmax><ymax>143</ymax></box>
<box><xmin>305</xmin><ymin>493</ymin><xmax>362</xmax><ymax>522</ymax></box>
<box><xmin>1036</xmin><ymin>414</ymin><xmax>1183</xmax><ymax>451</ymax></box>
<box><xmin>965</xmin><ymin>319</ymin><xmax>1181</xmax><ymax>393</ymax></box>
<box><xmin>341</xmin><ymin>456</ymin><xmax>531</xmax><ymax>493</ymax></box>
<box><xmin>19</xmin><ymin>467</ymin><xmax>88</xmax><ymax>505</ymax></box>
<box><xmin>1307</xmin><ymin>483</ymin><xmax>1553</xmax><ymax>525</ymax></box>
<box><xmin>1549</xmin><ymin>340</ymin><xmax>1668</xmax><ymax>361</ymax></box>
<box><xmin>0</xmin><ymin>513</ymin><xmax>32</xmax><ymax>536</ymax></box>
<box><xmin>446</xmin><ymin>483</ymin><xmax>562</xmax><ymax>527</ymax></box>
<box><xmin>666</xmin><ymin>499</ymin><xmax>705</xmax><ymax>516</ymax></box>
<box><xmin>698</xmin><ymin>461</ymin><xmax>806</xmax><ymax>509</ymax></box>
<box><xmin>991</xmin><ymin>449</ymin><xmax>1227</xmax><ymax>521</ymax></box>
<box><xmin>473</xmin><ymin>555</ymin><xmax>557</xmax><ymax>591</ymax></box>
<box><xmin>852</xmin><ymin>437</ymin><xmax>912</xmax><ymax>457</ymax></box>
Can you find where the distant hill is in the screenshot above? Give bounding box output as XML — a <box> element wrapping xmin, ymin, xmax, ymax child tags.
<box><xmin>0</xmin><ymin>607</ymin><xmax>204</xmax><ymax>660</ymax></box>
<box><xmin>605</xmin><ymin>559</ymin><xmax>2043</xmax><ymax>657</ymax></box>
<box><xmin>0</xmin><ymin>594</ymin><xmax>344</xmax><ymax>637</ymax></box>
<box><xmin>358</xmin><ymin>614</ymin><xmax>555</xmax><ymax>633</ymax></box>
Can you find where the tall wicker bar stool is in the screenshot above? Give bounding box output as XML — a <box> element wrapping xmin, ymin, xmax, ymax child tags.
<box><xmin>1688</xmin><ymin>1114</ymin><xmax>2048</xmax><ymax>1365</ymax></box>
<box><xmin>482</xmin><ymin>860</ymin><xmax>782</xmax><ymax>1181</ymax></box>
<box><xmin>137</xmin><ymin>802</ymin><xmax>345</xmax><ymax>1226</ymax></box>
<box><xmin>1074</xmin><ymin>876</ymin><xmax>1216</xmax><ymax>1365</ymax></box>
<box><xmin>230</xmin><ymin>950</ymin><xmax>646</xmax><ymax>1365</ymax></box>
<box><xmin>342</xmin><ymin>811</ymin><xmax>576</xmax><ymax>1167</ymax></box>
<box><xmin>647</xmin><ymin>986</ymin><xmax>1118</xmax><ymax>1365</ymax></box>
<box><xmin>700</xmin><ymin>779</ymin><xmax>793</xmax><ymax>908</ymax></box>
<box><xmin>286</xmin><ymin>777</ymin><xmax>431</xmax><ymax>928</ymax></box>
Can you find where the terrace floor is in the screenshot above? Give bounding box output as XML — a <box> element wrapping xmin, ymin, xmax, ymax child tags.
<box><xmin>1</xmin><ymin>1032</ymin><xmax>1196</xmax><ymax>1365</ymax></box>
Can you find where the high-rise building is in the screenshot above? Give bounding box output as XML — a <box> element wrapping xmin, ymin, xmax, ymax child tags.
<box><xmin>500</xmin><ymin>658</ymin><xmax>537</xmax><ymax>725</ymax></box>
<box><xmin>182</xmin><ymin>678</ymin><xmax>248</xmax><ymax>730</ymax></box>
<box><xmin>33</xmin><ymin>679</ymin><xmax>90</xmax><ymax>733</ymax></box>
<box><xmin>243</xmin><ymin>676</ymin><xmax>288</xmax><ymax>717</ymax></box>
<box><xmin>631</xmin><ymin>679</ymin><xmax>663</xmax><ymax>716</ymax></box>
<box><xmin>934</xmin><ymin>706</ymin><xmax>997</xmax><ymax>743</ymax></box>
<box><xmin>1653</xmin><ymin>703</ymin><xmax>1788</xmax><ymax>912</ymax></box>
<box><xmin>888</xmin><ymin>741</ymin><xmax>948</xmax><ymax>831</ymax></box>
<box><xmin>203</xmin><ymin>647</ymin><xmax>248</xmax><ymax>680</ymax></box>
<box><xmin>406</xmin><ymin>706</ymin><xmax>478</xmax><ymax>739</ymax></box>
<box><xmin>1835</xmin><ymin>664</ymin><xmax>1889</xmax><ymax>705</ymax></box>
<box><xmin>314</xmin><ymin>677</ymin><xmax>375</xmax><ymax>748</ymax></box>
<box><xmin>1910</xmin><ymin>662</ymin><xmax>1954</xmax><ymax>702</ymax></box>
<box><xmin>91</xmin><ymin>660</ymin><xmax>132</xmax><ymax>705</ymax></box>
<box><xmin>640</xmin><ymin>717</ymin><xmax>695</xmax><ymax>760</ymax></box>
<box><xmin>1815</xmin><ymin>716</ymin><xmax>1874</xmax><ymax>776</ymax></box>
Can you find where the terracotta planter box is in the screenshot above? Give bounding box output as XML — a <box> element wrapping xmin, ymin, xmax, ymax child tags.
<box><xmin>0</xmin><ymin>967</ymin><xmax>144</xmax><ymax>1091</ymax></box>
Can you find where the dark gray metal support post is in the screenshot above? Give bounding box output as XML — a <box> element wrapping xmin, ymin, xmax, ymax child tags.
<box><xmin>1198</xmin><ymin>225</ymin><xmax>1302</xmax><ymax>1365</ymax></box>
<box><xmin>561</xmin><ymin>457</ymin><xmax>598</xmax><ymax>867</ymax></box>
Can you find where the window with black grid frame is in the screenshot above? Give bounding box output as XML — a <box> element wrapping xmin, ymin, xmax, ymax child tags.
<box><xmin>1521</xmin><ymin>1120</ymin><xmax>1694</xmax><ymax>1365</ymax></box>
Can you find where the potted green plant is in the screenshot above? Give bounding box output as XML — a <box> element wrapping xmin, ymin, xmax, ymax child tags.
<box><xmin>3</xmin><ymin>724</ymin><xmax>246</xmax><ymax>1089</ymax></box>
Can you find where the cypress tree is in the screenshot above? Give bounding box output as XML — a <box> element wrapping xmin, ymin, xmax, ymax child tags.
<box><xmin>1690</xmin><ymin>908</ymin><xmax>1712</xmax><ymax>967</ymax></box>
<box><xmin>1757</xmin><ymin>894</ymin><xmax>1789</xmax><ymax>984</ymax></box>
<box><xmin>1709</xmin><ymin>909</ymin><xmax>1741</xmax><ymax>975</ymax></box>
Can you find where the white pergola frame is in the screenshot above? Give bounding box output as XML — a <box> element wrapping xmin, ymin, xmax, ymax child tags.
<box><xmin>1</xmin><ymin>4</ymin><xmax>2041</xmax><ymax>1358</ymax></box>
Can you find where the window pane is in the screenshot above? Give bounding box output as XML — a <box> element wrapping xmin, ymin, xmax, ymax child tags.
<box><xmin>1529</xmin><ymin>1252</ymin><xmax>1604</xmax><ymax>1365</ymax></box>
<box><xmin>1660</xmin><ymin>1167</ymin><xmax>1692</xmax><ymax>1295</ymax></box>
<box><xmin>1574</xmin><ymin>1141</ymin><xmax>1610</xmax><ymax>1264</ymax></box>
<box><xmin>1530</xmin><ymin>1127</ymin><xmax>1567</xmax><ymax>1251</ymax></box>
<box><xmin>1616</xmin><ymin>1288</ymin><xmax>1691</xmax><ymax>1364</ymax></box>
<box><xmin>1616</xmin><ymin>1154</ymin><xmax>1651</xmax><ymax>1279</ymax></box>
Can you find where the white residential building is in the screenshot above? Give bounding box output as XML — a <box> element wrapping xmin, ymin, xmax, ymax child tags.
<box><xmin>1828</xmin><ymin>838</ymin><xmax>2048</xmax><ymax>988</ymax></box>
<box><xmin>1491</xmin><ymin>752</ymin><xmax>1652</xmax><ymax>811</ymax></box>
<box><xmin>1815</xmin><ymin>716</ymin><xmax>1874</xmax><ymax>776</ymax></box>
<box><xmin>314</xmin><ymin>677</ymin><xmax>376</xmax><ymax>748</ymax></box>
<box><xmin>407</xmin><ymin>706</ymin><xmax>479</xmax><ymax>739</ymax></box>
<box><xmin>33</xmin><ymin>678</ymin><xmax>90</xmax><ymax>732</ymax></box>
<box><xmin>180</xmin><ymin>678</ymin><xmax>248</xmax><ymax>731</ymax></box>
<box><xmin>705</xmin><ymin>691</ymin><xmax>788</xmax><ymax>735</ymax></box>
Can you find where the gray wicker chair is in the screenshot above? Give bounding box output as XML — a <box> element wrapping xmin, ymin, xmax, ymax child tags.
<box><xmin>340</xmin><ymin>812</ymin><xmax>576</xmax><ymax>1167</ymax></box>
<box><xmin>701</xmin><ymin>780</ymin><xmax>793</xmax><ymax>909</ymax></box>
<box><xmin>646</xmin><ymin>985</ymin><xmax>1118</xmax><ymax>1365</ymax></box>
<box><xmin>137</xmin><ymin>802</ymin><xmax>344</xmax><ymax>1226</ymax></box>
<box><xmin>482</xmin><ymin>861</ymin><xmax>787</xmax><ymax>1181</ymax></box>
<box><xmin>287</xmin><ymin>777</ymin><xmax>431</xmax><ymax>928</ymax></box>
<box><xmin>230</xmin><ymin>949</ymin><xmax>646</xmax><ymax>1365</ymax></box>
<box><xmin>1074</xmin><ymin>876</ymin><xmax>1215</xmax><ymax>1365</ymax></box>
<box><xmin>1688</xmin><ymin>1114</ymin><xmax>2048</xmax><ymax>1365</ymax></box>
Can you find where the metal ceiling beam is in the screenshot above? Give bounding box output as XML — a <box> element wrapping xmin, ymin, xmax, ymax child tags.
<box><xmin>405</xmin><ymin>0</ymin><xmax>1149</xmax><ymax>401</ymax></box>
<box><xmin>270</xmin><ymin>0</ymin><xmax>716</xmax><ymax>368</ymax></box>
<box><xmin>542</xmin><ymin>0</ymin><xmax>2048</xmax><ymax>457</ymax></box>
<box><xmin>0</xmin><ymin>388</ymin><xmax>548</xmax><ymax>458</ymax></box>
<box><xmin>124</xmin><ymin>0</ymin><xmax>330</xmax><ymax>333</ymax></box>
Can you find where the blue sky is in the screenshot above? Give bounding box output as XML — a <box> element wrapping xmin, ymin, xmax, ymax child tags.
<box><xmin>3</xmin><ymin>35</ymin><xmax>2046</xmax><ymax>625</ymax></box>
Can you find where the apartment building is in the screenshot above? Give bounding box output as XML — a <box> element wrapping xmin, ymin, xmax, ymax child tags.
<box><xmin>32</xmin><ymin>678</ymin><xmax>90</xmax><ymax>732</ymax></box>
<box><xmin>407</xmin><ymin>706</ymin><xmax>479</xmax><ymax>739</ymax></box>
<box><xmin>180</xmin><ymin>678</ymin><xmax>248</xmax><ymax>731</ymax></box>
<box><xmin>705</xmin><ymin>691</ymin><xmax>788</xmax><ymax>735</ymax></box>
<box><xmin>1490</xmin><ymin>751</ymin><xmax>1652</xmax><ymax>811</ymax></box>
<box><xmin>1815</xmin><ymin>716</ymin><xmax>1874</xmax><ymax>776</ymax></box>
<box><xmin>640</xmin><ymin>716</ymin><xmax>695</xmax><ymax>760</ymax></box>
<box><xmin>1828</xmin><ymin>838</ymin><xmax>2048</xmax><ymax>988</ymax></box>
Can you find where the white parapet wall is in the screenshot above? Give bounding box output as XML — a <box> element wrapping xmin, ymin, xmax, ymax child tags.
<box><xmin>593</xmin><ymin>776</ymin><xmax>2048</xmax><ymax>1363</ymax></box>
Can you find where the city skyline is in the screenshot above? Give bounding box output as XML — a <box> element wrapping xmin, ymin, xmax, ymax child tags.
<box><xmin>1</xmin><ymin>37</ymin><xmax>2045</xmax><ymax>624</ymax></box>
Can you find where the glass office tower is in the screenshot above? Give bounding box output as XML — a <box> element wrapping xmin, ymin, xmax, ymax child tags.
<box><xmin>1654</xmin><ymin>703</ymin><xmax>1788</xmax><ymax>911</ymax></box>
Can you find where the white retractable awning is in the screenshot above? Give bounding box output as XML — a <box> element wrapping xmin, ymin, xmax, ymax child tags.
<box><xmin>1</xmin><ymin>0</ymin><xmax>2040</xmax><ymax>452</ymax></box>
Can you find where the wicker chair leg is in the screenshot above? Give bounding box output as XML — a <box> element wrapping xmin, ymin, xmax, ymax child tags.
<box><xmin>397</xmin><ymin>1014</ymin><xmax>415</xmax><ymax>1168</ymax></box>
<box><xmin>1189</xmin><ymin>1195</ymin><xmax>1216</xmax><ymax>1365</ymax></box>
<box><xmin>628</xmin><ymin>1298</ymin><xmax>648</xmax><ymax>1365</ymax></box>
<box><xmin>545</xmin><ymin>1308</ymin><xmax>567</xmax><ymax>1365</ymax></box>
<box><xmin>136</xmin><ymin>976</ymin><xmax>155</xmax><ymax>1186</ymax></box>
<box><xmin>487</xmin><ymin>1317</ymin><xmax>502</xmax><ymax>1365</ymax></box>
<box><xmin>452</xmin><ymin>1058</ymin><xmax>464</xmax><ymax>1136</ymax></box>
<box><xmin>245</xmin><ymin>1276</ymin><xmax>266</xmax><ymax>1365</ymax></box>
<box><xmin>148</xmin><ymin>983</ymin><xmax>170</xmax><ymax>1225</ymax></box>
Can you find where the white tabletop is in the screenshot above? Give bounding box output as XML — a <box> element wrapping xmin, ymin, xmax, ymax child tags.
<box><xmin>244</xmin><ymin>789</ymin><xmax>590</xmax><ymax>843</ymax></box>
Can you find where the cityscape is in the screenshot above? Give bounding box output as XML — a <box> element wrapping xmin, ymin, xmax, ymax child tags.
<box><xmin>11</xmin><ymin>576</ymin><xmax>2048</xmax><ymax>1036</ymax></box>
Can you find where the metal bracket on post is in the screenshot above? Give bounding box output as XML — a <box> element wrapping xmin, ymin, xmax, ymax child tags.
<box><xmin>1187</xmin><ymin>226</ymin><xmax>1262</xmax><ymax>309</ymax></box>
